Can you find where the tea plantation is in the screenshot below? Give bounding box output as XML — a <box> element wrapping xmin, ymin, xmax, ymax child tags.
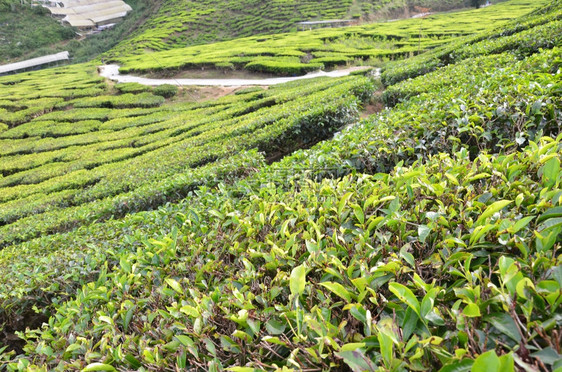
<box><xmin>114</xmin><ymin>0</ymin><xmax>546</xmax><ymax>75</ymax></box>
<box><xmin>106</xmin><ymin>0</ymin><xmax>479</xmax><ymax>58</ymax></box>
<box><xmin>0</xmin><ymin>0</ymin><xmax>560</xmax><ymax>371</ymax></box>
<box><xmin>0</xmin><ymin>0</ymin><xmax>486</xmax><ymax>63</ymax></box>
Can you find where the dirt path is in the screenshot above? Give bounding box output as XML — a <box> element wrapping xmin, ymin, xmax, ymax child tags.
<box><xmin>98</xmin><ymin>64</ymin><xmax>378</xmax><ymax>87</ymax></box>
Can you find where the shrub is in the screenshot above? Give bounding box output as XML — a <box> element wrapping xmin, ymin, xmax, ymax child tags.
<box><xmin>234</xmin><ymin>87</ymin><xmax>265</xmax><ymax>95</ymax></box>
<box><xmin>114</xmin><ymin>82</ymin><xmax>151</xmax><ymax>94</ymax></box>
<box><xmin>153</xmin><ymin>84</ymin><xmax>179</xmax><ymax>98</ymax></box>
<box><xmin>245</xmin><ymin>60</ymin><xmax>324</xmax><ymax>75</ymax></box>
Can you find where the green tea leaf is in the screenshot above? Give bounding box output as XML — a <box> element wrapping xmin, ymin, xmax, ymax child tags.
<box><xmin>353</xmin><ymin>204</ymin><xmax>365</xmax><ymax>225</ymax></box>
<box><xmin>498</xmin><ymin>353</ymin><xmax>515</xmax><ymax>372</ymax></box>
<box><xmin>265</xmin><ymin>319</ymin><xmax>286</xmax><ymax>335</ymax></box>
<box><xmin>388</xmin><ymin>282</ymin><xmax>420</xmax><ymax>316</ymax></box>
<box><xmin>320</xmin><ymin>282</ymin><xmax>352</xmax><ymax>303</ymax></box>
<box><xmin>538</xmin><ymin>217</ymin><xmax>562</xmax><ymax>233</ymax></box>
<box><xmin>476</xmin><ymin>200</ymin><xmax>512</xmax><ymax>225</ymax></box>
<box><xmin>472</xmin><ymin>350</ymin><xmax>500</xmax><ymax>372</ymax></box>
<box><xmin>462</xmin><ymin>303</ymin><xmax>481</xmax><ymax>317</ymax></box>
<box><xmin>538</xmin><ymin>206</ymin><xmax>562</xmax><ymax>222</ymax></box>
<box><xmin>180</xmin><ymin>305</ymin><xmax>200</xmax><ymax>318</ymax></box>
<box><xmin>378</xmin><ymin>330</ymin><xmax>393</xmax><ymax>367</ymax></box>
<box><xmin>486</xmin><ymin>313</ymin><xmax>521</xmax><ymax>343</ymax></box>
<box><xmin>124</xmin><ymin>355</ymin><xmax>141</xmax><ymax>369</ymax></box>
<box><xmin>165</xmin><ymin>278</ymin><xmax>183</xmax><ymax>294</ymax></box>
<box><xmin>83</xmin><ymin>363</ymin><xmax>117</xmax><ymax>372</ymax></box>
<box><xmin>336</xmin><ymin>349</ymin><xmax>377</xmax><ymax>372</ymax></box>
<box><xmin>542</xmin><ymin>156</ymin><xmax>560</xmax><ymax>187</ymax></box>
<box><xmin>290</xmin><ymin>264</ymin><xmax>306</xmax><ymax>296</ymax></box>
<box><xmin>418</xmin><ymin>225</ymin><xmax>431</xmax><ymax>244</ymax></box>
<box><xmin>438</xmin><ymin>359</ymin><xmax>473</xmax><ymax>372</ymax></box>
<box><xmin>510</xmin><ymin>216</ymin><xmax>535</xmax><ymax>233</ymax></box>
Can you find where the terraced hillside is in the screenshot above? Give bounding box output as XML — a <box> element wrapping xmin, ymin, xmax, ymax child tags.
<box><xmin>107</xmin><ymin>0</ymin><xmax>491</xmax><ymax>57</ymax></box>
<box><xmin>0</xmin><ymin>0</ymin><xmax>561</xmax><ymax>371</ymax></box>
<box><xmin>1</xmin><ymin>0</ymin><xmax>475</xmax><ymax>63</ymax></box>
<box><xmin>114</xmin><ymin>0</ymin><xmax>546</xmax><ymax>76</ymax></box>
<box><xmin>0</xmin><ymin>68</ymin><xmax>374</xmax><ymax>249</ymax></box>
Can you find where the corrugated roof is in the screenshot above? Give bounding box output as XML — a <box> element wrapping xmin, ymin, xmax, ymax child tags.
<box><xmin>89</xmin><ymin>11</ymin><xmax>128</xmax><ymax>24</ymax></box>
<box><xmin>63</xmin><ymin>15</ymin><xmax>95</xmax><ymax>26</ymax></box>
<box><xmin>43</xmin><ymin>0</ymin><xmax>132</xmax><ymax>27</ymax></box>
<box><xmin>0</xmin><ymin>51</ymin><xmax>69</xmax><ymax>75</ymax></box>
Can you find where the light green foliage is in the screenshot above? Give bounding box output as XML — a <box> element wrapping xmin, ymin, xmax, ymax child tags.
<box><xmin>114</xmin><ymin>82</ymin><xmax>151</xmax><ymax>94</ymax></box>
<box><xmin>2</xmin><ymin>136</ymin><xmax>559</xmax><ymax>370</ymax></box>
<box><xmin>381</xmin><ymin>0</ymin><xmax>562</xmax><ymax>85</ymax></box>
<box><xmin>0</xmin><ymin>1</ymin><xmax>560</xmax><ymax>370</ymax></box>
<box><xmin>0</xmin><ymin>67</ymin><xmax>374</xmax><ymax>246</ymax></box>
<box><xmin>115</xmin><ymin>0</ymin><xmax>545</xmax><ymax>76</ymax></box>
<box><xmin>108</xmin><ymin>0</ymin><xmax>534</xmax><ymax>60</ymax></box>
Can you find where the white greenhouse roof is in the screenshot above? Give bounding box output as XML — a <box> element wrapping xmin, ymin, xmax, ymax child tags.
<box><xmin>0</xmin><ymin>51</ymin><xmax>69</xmax><ymax>75</ymax></box>
<box><xmin>43</xmin><ymin>0</ymin><xmax>132</xmax><ymax>28</ymax></box>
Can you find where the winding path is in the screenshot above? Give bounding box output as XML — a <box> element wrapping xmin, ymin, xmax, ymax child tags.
<box><xmin>98</xmin><ymin>64</ymin><xmax>377</xmax><ymax>87</ymax></box>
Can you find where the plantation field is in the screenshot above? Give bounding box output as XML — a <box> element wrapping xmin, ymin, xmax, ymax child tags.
<box><xmin>107</xmin><ymin>0</ymin><xmax>474</xmax><ymax>58</ymax></box>
<box><xmin>1</xmin><ymin>0</ymin><xmax>478</xmax><ymax>64</ymax></box>
<box><xmin>113</xmin><ymin>0</ymin><xmax>547</xmax><ymax>76</ymax></box>
<box><xmin>0</xmin><ymin>65</ymin><xmax>374</xmax><ymax>249</ymax></box>
<box><xmin>0</xmin><ymin>0</ymin><xmax>561</xmax><ymax>370</ymax></box>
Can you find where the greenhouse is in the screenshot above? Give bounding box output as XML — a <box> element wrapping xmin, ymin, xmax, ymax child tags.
<box><xmin>41</xmin><ymin>0</ymin><xmax>132</xmax><ymax>29</ymax></box>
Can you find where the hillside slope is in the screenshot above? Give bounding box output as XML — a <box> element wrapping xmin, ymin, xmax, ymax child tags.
<box><xmin>0</xmin><ymin>4</ymin><xmax>75</xmax><ymax>63</ymax></box>
<box><xmin>0</xmin><ymin>1</ymin><xmax>560</xmax><ymax>370</ymax></box>
<box><xmin>107</xmin><ymin>0</ymin><xmax>480</xmax><ymax>58</ymax></box>
<box><xmin>0</xmin><ymin>0</ymin><xmax>473</xmax><ymax>63</ymax></box>
<box><xmin>0</xmin><ymin>0</ymin><xmax>163</xmax><ymax>64</ymax></box>
<box><xmin>113</xmin><ymin>0</ymin><xmax>545</xmax><ymax>76</ymax></box>
<box><xmin>0</xmin><ymin>0</ymin><xmax>510</xmax><ymax>64</ymax></box>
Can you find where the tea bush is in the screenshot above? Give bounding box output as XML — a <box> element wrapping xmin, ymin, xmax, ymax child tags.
<box><xmin>0</xmin><ymin>72</ymin><xmax>374</xmax><ymax>247</ymax></box>
<box><xmin>0</xmin><ymin>1</ymin><xmax>560</xmax><ymax>370</ymax></box>
<box><xmin>2</xmin><ymin>137</ymin><xmax>559</xmax><ymax>371</ymax></box>
<box><xmin>153</xmin><ymin>84</ymin><xmax>179</xmax><ymax>98</ymax></box>
<box><xmin>115</xmin><ymin>0</ymin><xmax>545</xmax><ymax>76</ymax></box>
<box><xmin>114</xmin><ymin>82</ymin><xmax>151</xmax><ymax>94</ymax></box>
<box><xmin>380</xmin><ymin>0</ymin><xmax>562</xmax><ymax>86</ymax></box>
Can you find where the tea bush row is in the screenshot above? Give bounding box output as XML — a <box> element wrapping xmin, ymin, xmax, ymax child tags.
<box><xmin>0</xmin><ymin>76</ymin><xmax>374</xmax><ymax>246</ymax></box>
<box><xmin>2</xmin><ymin>135</ymin><xmax>559</xmax><ymax>370</ymax></box>
<box><xmin>115</xmin><ymin>0</ymin><xmax>543</xmax><ymax>76</ymax></box>
<box><xmin>380</xmin><ymin>0</ymin><xmax>562</xmax><ymax>85</ymax></box>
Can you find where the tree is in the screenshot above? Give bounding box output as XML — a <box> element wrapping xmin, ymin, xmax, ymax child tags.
<box><xmin>470</xmin><ymin>0</ymin><xmax>484</xmax><ymax>8</ymax></box>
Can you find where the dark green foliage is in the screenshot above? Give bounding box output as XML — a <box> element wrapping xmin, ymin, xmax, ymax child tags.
<box><xmin>380</xmin><ymin>0</ymin><xmax>562</xmax><ymax>86</ymax></box>
<box><xmin>471</xmin><ymin>0</ymin><xmax>483</xmax><ymax>8</ymax></box>
<box><xmin>234</xmin><ymin>87</ymin><xmax>265</xmax><ymax>95</ymax></box>
<box><xmin>245</xmin><ymin>60</ymin><xmax>325</xmax><ymax>75</ymax></box>
<box><xmin>0</xmin><ymin>70</ymin><xmax>374</xmax><ymax>246</ymax></box>
<box><xmin>0</xmin><ymin>4</ymin><xmax>76</xmax><ymax>61</ymax></box>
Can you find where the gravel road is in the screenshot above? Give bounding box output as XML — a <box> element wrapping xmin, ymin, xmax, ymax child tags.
<box><xmin>98</xmin><ymin>64</ymin><xmax>377</xmax><ymax>87</ymax></box>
